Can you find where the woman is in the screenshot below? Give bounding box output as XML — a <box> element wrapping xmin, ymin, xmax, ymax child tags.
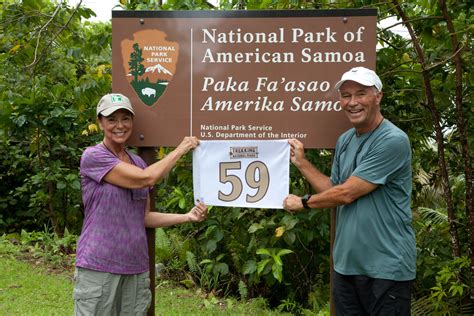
<box><xmin>73</xmin><ymin>93</ymin><xmax>207</xmax><ymax>315</ymax></box>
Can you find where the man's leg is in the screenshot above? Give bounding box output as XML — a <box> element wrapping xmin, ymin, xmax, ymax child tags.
<box><xmin>368</xmin><ymin>278</ymin><xmax>412</xmax><ymax>315</ymax></box>
<box><xmin>332</xmin><ymin>271</ymin><xmax>367</xmax><ymax>316</ymax></box>
<box><xmin>333</xmin><ymin>271</ymin><xmax>411</xmax><ymax>316</ymax></box>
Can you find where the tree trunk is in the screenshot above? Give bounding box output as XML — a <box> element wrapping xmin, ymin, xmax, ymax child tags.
<box><xmin>391</xmin><ymin>0</ymin><xmax>461</xmax><ymax>258</ymax></box>
<box><xmin>438</xmin><ymin>0</ymin><xmax>474</xmax><ymax>299</ymax></box>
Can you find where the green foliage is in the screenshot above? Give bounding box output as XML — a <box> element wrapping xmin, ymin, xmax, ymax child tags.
<box><xmin>1</xmin><ymin>0</ymin><xmax>473</xmax><ymax>313</ymax></box>
<box><xmin>0</xmin><ymin>229</ymin><xmax>77</xmax><ymax>268</ymax></box>
<box><xmin>199</xmin><ymin>254</ymin><xmax>232</xmax><ymax>296</ymax></box>
<box><xmin>430</xmin><ymin>256</ymin><xmax>470</xmax><ymax>314</ymax></box>
<box><xmin>158</xmin><ymin>150</ymin><xmax>332</xmax><ymax>308</ymax></box>
<box><xmin>277</xmin><ymin>297</ymin><xmax>300</xmax><ymax>313</ymax></box>
<box><xmin>154</xmin><ymin>228</ymin><xmax>199</xmax><ymax>276</ymax></box>
<box><xmin>0</xmin><ymin>0</ymin><xmax>112</xmax><ymax>234</ymax></box>
<box><xmin>186</xmin><ymin>250</ymin><xmax>199</xmax><ymax>272</ymax></box>
<box><xmin>238</xmin><ymin>279</ymin><xmax>248</xmax><ymax>300</ymax></box>
<box><xmin>183</xmin><ymin>250</ymin><xmax>231</xmax><ymax>295</ymax></box>
<box><xmin>307</xmin><ymin>273</ymin><xmax>331</xmax><ymax>312</ymax></box>
<box><xmin>412</xmin><ymin>171</ymin><xmax>472</xmax><ymax>309</ymax></box>
<box><xmin>117</xmin><ymin>0</ymin><xmax>216</xmax><ymax>10</ymax></box>
<box><xmin>256</xmin><ymin>248</ymin><xmax>293</xmax><ymax>283</ymax></box>
<box><xmin>155</xmin><ymin>228</ymin><xmax>173</xmax><ymax>262</ymax></box>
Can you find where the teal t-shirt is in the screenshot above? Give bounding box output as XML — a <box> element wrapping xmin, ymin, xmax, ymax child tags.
<box><xmin>330</xmin><ymin>120</ymin><xmax>416</xmax><ymax>281</ymax></box>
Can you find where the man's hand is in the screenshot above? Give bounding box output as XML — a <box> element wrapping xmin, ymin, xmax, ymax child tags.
<box><xmin>283</xmin><ymin>194</ymin><xmax>304</xmax><ymax>213</ymax></box>
<box><xmin>288</xmin><ymin>138</ymin><xmax>306</xmax><ymax>168</ymax></box>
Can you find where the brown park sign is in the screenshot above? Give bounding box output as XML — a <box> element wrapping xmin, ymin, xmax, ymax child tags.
<box><xmin>112</xmin><ymin>10</ymin><xmax>377</xmax><ymax>148</ymax></box>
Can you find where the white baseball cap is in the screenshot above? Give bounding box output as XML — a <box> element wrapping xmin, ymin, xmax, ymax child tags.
<box><xmin>96</xmin><ymin>93</ymin><xmax>135</xmax><ymax>117</ymax></box>
<box><xmin>334</xmin><ymin>67</ymin><xmax>383</xmax><ymax>91</ymax></box>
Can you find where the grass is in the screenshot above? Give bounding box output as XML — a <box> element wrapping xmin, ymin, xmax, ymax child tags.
<box><xmin>0</xmin><ymin>254</ymin><xmax>289</xmax><ymax>315</ymax></box>
<box><xmin>0</xmin><ymin>255</ymin><xmax>73</xmax><ymax>315</ymax></box>
<box><xmin>0</xmin><ymin>232</ymin><xmax>294</xmax><ymax>315</ymax></box>
<box><xmin>154</xmin><ymin>283</ymin><xmax>286</xmax><ymax>315</ymax></box>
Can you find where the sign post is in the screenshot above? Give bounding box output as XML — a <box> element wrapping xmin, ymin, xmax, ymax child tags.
<box><xmin>137</xmin><ymin>147</ymin><xmax>157</xmax><ymax>316</ymax></box>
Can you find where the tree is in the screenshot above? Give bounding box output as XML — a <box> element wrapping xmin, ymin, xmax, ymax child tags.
<box><xmin>0</xmin><ymin>0</ymin><xmax>112</xmax><ymax>234</ymax></box>
<box><xmin>383</xmin><ymin>0</ymin><xmax>473</xmax><ymax>301</ymax></box>
<box><xmin>128</xmin><ymin>43</ymin><xmax>145</xmax><ymax>83</ymax></box>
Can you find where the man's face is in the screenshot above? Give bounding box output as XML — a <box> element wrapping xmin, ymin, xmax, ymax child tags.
<box><xmin>339</xmin><ymin>81</ymin><xmax>383</xmax><ymax>133</ymax></box>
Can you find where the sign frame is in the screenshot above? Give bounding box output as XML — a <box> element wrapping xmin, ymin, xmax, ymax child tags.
<box><xmin>112</xmin><ymin>9</ymin><xmax>377</xmax><ymax>148</ymax></box>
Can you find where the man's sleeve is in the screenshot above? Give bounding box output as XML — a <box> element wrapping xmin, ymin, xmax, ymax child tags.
<box><xmin>353</xmin><ymin>134</ymin><xmax>410</xmax><ymax>185</ymax></box>
<box><xmin>330</xmin><ymin>138</ymin><xmax>344</xmax><ymax>185</ymax></box>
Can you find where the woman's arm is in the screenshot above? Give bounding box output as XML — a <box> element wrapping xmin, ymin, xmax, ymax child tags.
<box><xmin>144</xmin><ymin>197</ymin><xmax>208</xmax><ymax>228</ymax></box>
<box><xmin>104</xmin><ymin>137</ymin><xmax>198</xmax><ymax>189</ymax></box>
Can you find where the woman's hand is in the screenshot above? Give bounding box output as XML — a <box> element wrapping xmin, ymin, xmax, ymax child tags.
<box><xmin>176</xmin><ymin>136</ymin><xmax>199</xmax><ymax>156</ymax></box>
<box><xmin>187</xmin><ymin>201</ymin><xmax>208</xmax><ymax>222</ymax></box>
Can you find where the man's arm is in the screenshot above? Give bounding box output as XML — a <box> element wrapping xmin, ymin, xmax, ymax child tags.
<box><xmin>284</xmin><ymin>175</ymin><xmax>378</xmax><ymax>211</ymax></box>
<box><xmin>288</xmin><ymin>139</ymin><xmax>332</xmax><ymax>193</ymax></box>
<box><xmin>285</xmin><ymin>139</ymin><xmax>379</xmax><ymax>211</ymax></box>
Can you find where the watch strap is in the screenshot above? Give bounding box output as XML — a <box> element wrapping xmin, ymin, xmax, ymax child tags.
<box><xmin>301</xmin><ymin>194</ymin><xmax>311</xmax><ymax>210</ymax></box>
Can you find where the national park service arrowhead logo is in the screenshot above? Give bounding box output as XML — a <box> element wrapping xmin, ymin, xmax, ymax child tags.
<box><xmin>121</xmin><ymin>29</ymin><xmax>179</xmax><ymax>106</ymax></box>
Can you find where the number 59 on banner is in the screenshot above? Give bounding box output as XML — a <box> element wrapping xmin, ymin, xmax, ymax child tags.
<box><xmin>193</xmin><ymin>140</ymin><xmax>290</xmax><ymax>209</ymax></box>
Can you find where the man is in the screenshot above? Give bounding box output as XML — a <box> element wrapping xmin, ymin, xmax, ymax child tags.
<box><xmin>284</xmin><ymin>67</ymin><xmax>416</xmax><ymax>315</ymax></box>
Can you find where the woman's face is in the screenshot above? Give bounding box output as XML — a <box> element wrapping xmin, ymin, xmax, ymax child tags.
<box><xmin>98</xmin><ymin>109</ymin><xmax>133</xmax><ymax>145</ymax></box>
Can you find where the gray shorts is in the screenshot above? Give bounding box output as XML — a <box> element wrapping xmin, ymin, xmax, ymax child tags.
<box><xmin>73</xmin><ymin>267</ymin><xmax>151</xmax><ymax>316</ymax></box>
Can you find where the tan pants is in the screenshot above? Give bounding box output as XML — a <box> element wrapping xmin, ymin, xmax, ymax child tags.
<box><xmin>73</xmin><ymin>267</ymin><xmax>151</xmax><ymax>316</ymax></box>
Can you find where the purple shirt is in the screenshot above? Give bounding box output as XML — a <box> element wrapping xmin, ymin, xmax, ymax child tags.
<box><xmin>76</xmin><ymin>143</ymin><xmax>150</xmax><ymax>274</ymax></box>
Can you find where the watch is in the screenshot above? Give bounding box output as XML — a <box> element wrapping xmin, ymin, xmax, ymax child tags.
<box><xmin>301</xmin><ymin>194</ymin><xmax>311</xmax><ymax>210</ymax></box>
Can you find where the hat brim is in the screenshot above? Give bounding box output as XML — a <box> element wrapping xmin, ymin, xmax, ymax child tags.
<box><xmin>98</xmin><ymin>106</ymin><xmax>135</xmax><ymax>117</ymax></box>
<box><xmin>334</xmin><ymin>78</ymin><xmax>379</xmax><ymax>91</ymax></box>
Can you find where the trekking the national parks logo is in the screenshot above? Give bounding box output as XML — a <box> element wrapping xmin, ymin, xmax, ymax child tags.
<box><xmin>121</xmin><ymin>29</ymin><xmax>179</xmax><ymax>106</ymax></box>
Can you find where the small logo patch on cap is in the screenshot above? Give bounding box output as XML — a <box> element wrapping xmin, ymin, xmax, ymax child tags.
<box><xmin>111</xmin><ymin>94</ymin><xmax>123</xmax><ymax>103</ymax></box>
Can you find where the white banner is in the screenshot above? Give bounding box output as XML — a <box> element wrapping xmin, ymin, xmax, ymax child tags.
<box><xmin>193</xmin><ymin>140</ymin><xmax>290</xmax><ymax>209</ymax></box>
